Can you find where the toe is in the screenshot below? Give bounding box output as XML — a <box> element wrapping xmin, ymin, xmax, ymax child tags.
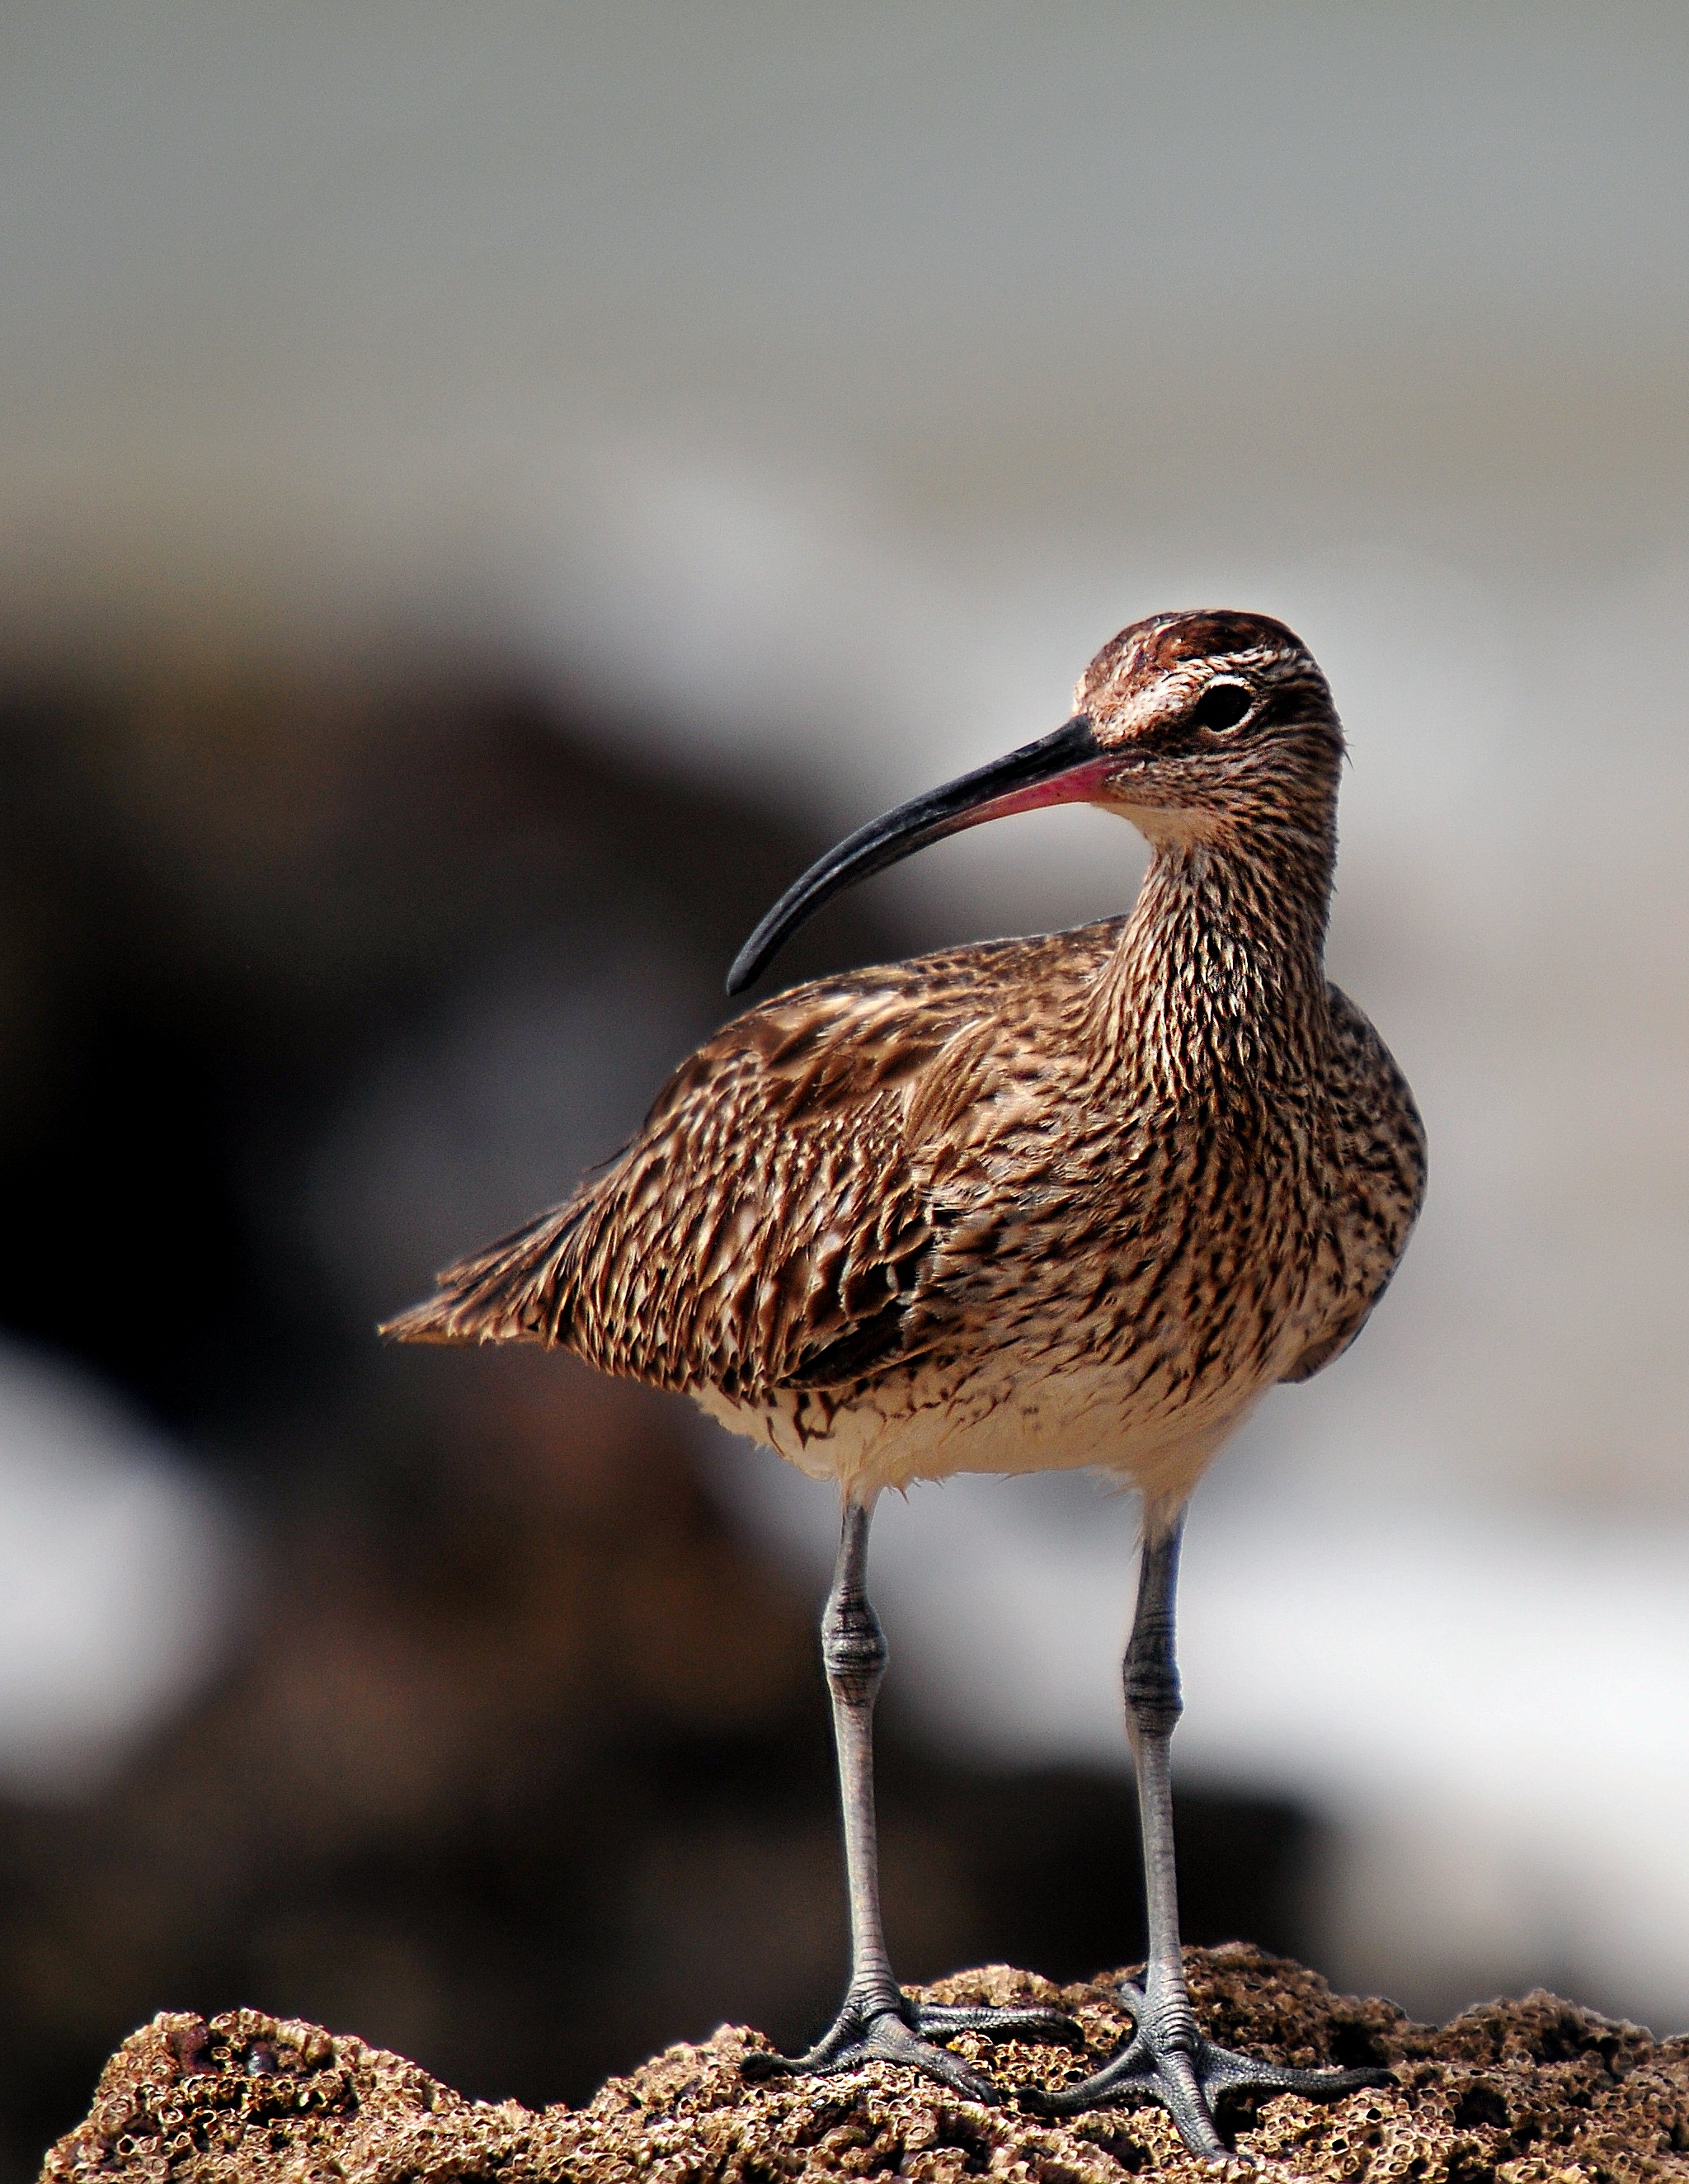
<box><xmin>1032</xmin><ymin>2031</ymin><xmax>1157</xmax><ymax>2116</ymax></box>
<box><xmin>737</xmin><ymin>2000</ymin><xmax>1014</xmax><ymax>2105</ymax></box>
<box><xmin>1159</xmin><ymin>2050</ymin><xmax>1231</xmax><ymax>2163</ymax></box>
<box><xmin>737</xmin><ymin>2050</ymin><xmax>794</xmax><ymax>2083</ymax></box>
<box><xmin>867</xmin><ymin>2016</ymin><xmax>1000</xmax><ymax>2104</ymax></box>
<box><xmin>1201</xmin><ymin>2050</ymin><xmax>1393</xmax><ymax>2100</ymax></box>
<box><xmin>917</xmin><ymin>2003</ymin><xmax>1081</xmax><ymax>2044</ymax></box>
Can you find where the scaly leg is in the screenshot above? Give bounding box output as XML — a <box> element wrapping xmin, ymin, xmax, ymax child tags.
<box><xmin>742</xmin><ymin>1494</ymin><xmax>1078</xmax><ymax>2102</ymax></box>
<box><xmin>1038</xmin><ymin>1504</ymin><xmax>1387</xmax><ymax>2155</ymax></box>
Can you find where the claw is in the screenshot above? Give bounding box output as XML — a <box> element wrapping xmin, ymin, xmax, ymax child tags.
<box><xmin>1033</xmin><ymin>1980</ymin><xmax>1390</xmax><ymax>2158</ymax></box>
<box><xmin>740</xmin><ymin>1992</ymin><xmax>1081</xmax><ymax>2105</ymax></box>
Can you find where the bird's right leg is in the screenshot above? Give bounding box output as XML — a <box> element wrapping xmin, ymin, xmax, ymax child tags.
<box><xmin>741</xmin><ymin>1493</ymin><xmax>1078</xmax><ymax>2102</ymax></box>
<box><xmin>1037</xmin><ymin>1503</ymin><xmax>1388</xmax><ymax>2153</ymax></box>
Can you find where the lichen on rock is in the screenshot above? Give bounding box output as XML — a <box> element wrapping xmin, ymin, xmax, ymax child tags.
<box><xmin>40</xmin><ymin>1946</ymin><xmax>1689</xmax><ymax>2183</ymax></box>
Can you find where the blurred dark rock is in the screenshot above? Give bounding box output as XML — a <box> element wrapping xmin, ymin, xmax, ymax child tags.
<box><xmin>44</xmin><ymin>1946</ymin><xmax>1689</xmax><ymax>2184</ymax></box>
<box><xmin>0</xmin><ymin>663</ymin><xmax>903</xmax><ymax>1432</ymax></box>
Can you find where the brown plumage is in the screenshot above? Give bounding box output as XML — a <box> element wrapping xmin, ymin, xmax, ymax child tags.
<box><xmin>388</xmin><ymin>609</ymin><xmax>1423</xmax><ymax>1514</ymax></box>
<box><xmin>386</xmin><ymin>608</ymin><xmax>1425</xmax><ymax>2144</ymax></box>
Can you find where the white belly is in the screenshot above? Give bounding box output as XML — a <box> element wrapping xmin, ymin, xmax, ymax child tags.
<box><xmin>694</xmin><ymin>1355</ymin><xmax>1261</xmax><ymax>1513</ymax></box>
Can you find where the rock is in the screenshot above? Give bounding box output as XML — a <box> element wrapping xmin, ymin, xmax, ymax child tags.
<box><xmin>39</xmin><ymin>1945</ymin><xmax>1689</xmax><ymax>2183</ymax></box>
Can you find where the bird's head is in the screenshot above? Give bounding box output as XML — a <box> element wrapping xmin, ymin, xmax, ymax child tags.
<box><xmin>727</xmin><ymin>609</ymin><xmax>1344</xmax><ymax>995</ymax></box>
<box><xmin>1075</xmin><ymin>609</ymin><xmax>1343</xmax><ymax>845</ymax></box>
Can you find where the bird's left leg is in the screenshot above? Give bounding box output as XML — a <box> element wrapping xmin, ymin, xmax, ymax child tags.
<box><xmin>742</xmin><ymin>1492</ymin><xmax>1079</xmax><ymax>2102</ymax></box>
<box><xmin>1037</xmin><ymin>1503</ymin><xmax>1388</xmax><ymax>2155</ymax></box>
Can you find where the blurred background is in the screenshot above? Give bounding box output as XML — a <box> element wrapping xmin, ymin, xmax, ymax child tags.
<box><xmin>2</xmin><ymin>2</ymin><xmax>1687</xmax><ymax>2171</ymax></box>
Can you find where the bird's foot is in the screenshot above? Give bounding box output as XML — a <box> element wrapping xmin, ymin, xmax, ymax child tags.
<box><xmin>1034</xmin><ymin>1980</ymin><xmax>1390</xmax><ymax>2160</ymax></box>
<box><xmin>741</xmin><ymin>1987</ymin><xmax>1081</xmax><ymax>2105</ymax></box>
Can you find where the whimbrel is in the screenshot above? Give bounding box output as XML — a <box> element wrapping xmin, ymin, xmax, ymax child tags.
<box><xmin>387</xmin><ymin>610</ymin><xmax>1426</xmax><ymax>2156</ymax></box>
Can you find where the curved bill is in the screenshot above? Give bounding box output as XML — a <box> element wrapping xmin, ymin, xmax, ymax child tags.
<box><xmin>727</xmin><ymin>713</ymin><xmax>1111</xmax><ymax>994</ymax></box>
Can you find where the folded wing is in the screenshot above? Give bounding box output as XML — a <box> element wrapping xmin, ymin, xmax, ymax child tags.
<box><xmin>383</xmin><ymin>929</ymin><xmax>1120</xmax><ymax>1400</ymax></box>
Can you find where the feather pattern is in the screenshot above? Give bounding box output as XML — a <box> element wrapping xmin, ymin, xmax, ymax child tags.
<box><xmin>386</xmin><ymin>610</ymin><xmax>1425</xmax><ymax>1505</ymax></box>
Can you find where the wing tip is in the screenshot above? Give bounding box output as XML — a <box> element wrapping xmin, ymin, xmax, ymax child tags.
<box><xmin>378</xmin><ymin>1297</ymin><xmax>445</xmax><ymax>1344</ymax></box>
<box><xmin>378</xmin><ymin>1292</ymin><xmax>548</xmax><ymax>1347</ymax></box>
<box><xmin>378</xmin><ymin>1296</ymin><xmax>486</xmax><ymax>1345</ymax></box>
<box><xmin>378</xmin><ymin>1201</ymin><xmax>587</xmax><ymax>1351</ymax></box>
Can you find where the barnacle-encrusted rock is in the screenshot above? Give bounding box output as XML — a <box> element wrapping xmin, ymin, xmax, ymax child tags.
<box><xmin>40</xmin><ymin>1946</ymin><xmax>1689</xmax><ymax>2184</ymax></box>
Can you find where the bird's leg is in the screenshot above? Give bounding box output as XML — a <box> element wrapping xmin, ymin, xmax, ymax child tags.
<box><xmin>1038</xmin><ymin>1505</ymin><xmax>1388</xmax><ymax>2155</ymax></box>
<box><xmin>741</xmin><ymin>1494</ymin><xmax>1078</xmax><ymax>2102</ymax></box>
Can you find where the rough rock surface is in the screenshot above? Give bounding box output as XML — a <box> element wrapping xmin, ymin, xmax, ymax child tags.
<box><xmin>40</xmin><ymin>1946</ymin><xmax>1689</xmax><ymax>2184</ymax></box>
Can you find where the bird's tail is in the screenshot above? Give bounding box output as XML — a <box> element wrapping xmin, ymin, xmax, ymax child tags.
<box><xmin>379</xmin><ymin>1198</ymin><xmax>588</xmax><ymax>1348</ymax></box>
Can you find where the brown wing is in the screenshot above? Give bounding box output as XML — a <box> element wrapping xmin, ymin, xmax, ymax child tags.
<box><xmin>383</xmin><ymin>924</ymin><xmax>1123</xmax><ymax>1400</ymax></box>
<box><xmin>1278</xmin><ymin>983</ymin><xmax>1427</xmax><ymax>1383</ymax></box>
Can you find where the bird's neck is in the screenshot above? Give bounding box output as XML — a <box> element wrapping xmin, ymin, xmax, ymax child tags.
<box><xmin>1101</xmin><ymin>811</ymin><xmax>1337</xmax><ymax>1094</ymax></box>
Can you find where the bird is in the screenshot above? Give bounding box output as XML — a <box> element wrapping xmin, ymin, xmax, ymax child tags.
<box><xmin>384</xmin><ymin>608</ymin><xmax>1426</xmax><ymax>2158</ymax></box>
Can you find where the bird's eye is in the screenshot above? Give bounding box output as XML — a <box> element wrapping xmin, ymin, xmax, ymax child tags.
<box><xmin>1189</xmin><ymin>680</ymin><xmax>1253</xmax><ymax>733</ymax></box>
